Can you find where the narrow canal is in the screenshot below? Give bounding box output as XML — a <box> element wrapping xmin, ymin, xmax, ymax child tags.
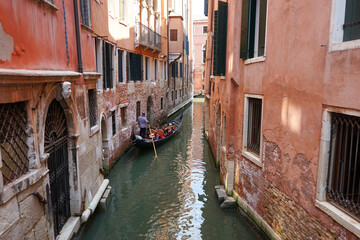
<box><xmin>79</xmin><ymin>99</ymin><xmax>265</xmax><ymax>240</ymax></box>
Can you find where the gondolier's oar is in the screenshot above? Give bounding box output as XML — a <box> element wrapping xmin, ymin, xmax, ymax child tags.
<box><xmin>148</xmin><ymin>125</ymin><xmax>158</xmax><ymax>159</ymax></box>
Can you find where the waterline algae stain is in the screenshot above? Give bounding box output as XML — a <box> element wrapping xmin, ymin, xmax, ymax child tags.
<box><xmin>78</xmin><ymin>100</ymin><xmax>265</xmax><ymax>240</ymax></box>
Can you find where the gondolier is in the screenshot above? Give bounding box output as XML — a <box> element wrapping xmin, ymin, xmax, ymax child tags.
<box><xmin>138</xmin><ymin>112</ymin><xmax>149</xmax><ymax>138</ymax></box>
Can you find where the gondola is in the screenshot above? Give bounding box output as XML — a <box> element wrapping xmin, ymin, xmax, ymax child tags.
<box><xmin>130</xmin><ymin>114</ymin><xmax>183</xmax><ymax>148</ymax></box>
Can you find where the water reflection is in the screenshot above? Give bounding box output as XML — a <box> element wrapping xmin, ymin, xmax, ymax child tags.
<box><xmin>79</xmin><ymin>100</ymin><xmax>263</xmax><ymax>240</ymax></box>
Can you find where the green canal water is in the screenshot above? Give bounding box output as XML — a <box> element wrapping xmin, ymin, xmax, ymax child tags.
<box><xmin>79</xmin><ymin>99</ymin><xmax>265</xmax><ymax>240</ymax></box>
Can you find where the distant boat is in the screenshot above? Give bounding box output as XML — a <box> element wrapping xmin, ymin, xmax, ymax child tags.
<box><xmin>131</xmin><ymin>114</ymin><xmax>183</xmax><ymax>148</ymax></box>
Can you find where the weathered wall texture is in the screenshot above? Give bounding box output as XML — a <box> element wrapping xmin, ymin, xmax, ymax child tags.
<box><xmin>0</xmin><ymin>0</ymin><xmax>102</xmax><ymax>239</ymax></box>
<box><xmin>205</xmin><ymin>0</ymin><xmax>360</xmax><ymax>239</ymax></box>
<box><xmin>193</xmin><ymin>18</ymin><xmax>207</xmax><ymax>96</ymax></box>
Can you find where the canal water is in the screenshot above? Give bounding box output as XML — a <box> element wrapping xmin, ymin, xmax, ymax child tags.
<box><xmin>79</xmin><ymin>99</ymin><xmax>264</xmax><ymax>240</ymax></box>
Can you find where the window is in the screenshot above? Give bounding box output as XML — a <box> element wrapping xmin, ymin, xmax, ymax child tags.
<box><xmin>170</xmin><ymin>29</ymin><xmax>177</xmax><ymax>41</ymax></box>
<box><xmin>88</xmin><ymin>89</ymin><xmax>98</xmax><ymax>127</ymax></box>
<box><xmin>145</xmin><ymin>57</ymin><xmax>149</xmax><ymax>80</ymax></box>
<box><xmin>111</xmin><ymin>111</ymin><xmax>116</xmax><ymax>136</ymax></box>
<box><xmin>0</xmin><ymin>102</ymin><xmax>30</xmax><ymax>185</ymax></box>
<box><xmin>203</xmin><ymin>26</ymin><xmax>207</xmax><ymax>34</ymax></box>
<box><xmin>171</xmin><ymin>91</ymin><xmax>174</xmax><ymax>101</ymax></box>
<box><xmin>155</xmin><ymin>59</ymin><xmax>158</xmax><ymax>81</ymax></box>
<box><xmin>175</xmin><ymin>90</ymin><xmax>177</xmax><ymax>99</ymax></box>
<box><xmin>242</xmin><ymin>95</ymin><xmax>263</xmax><ymax>166</ymax></box>
<box><xmin>118</xmin><ymin>49</ymin><xmax>123</xmax><ymax>83</ymax></box>
<box><xmin>136</xmin><ymin>101</ymin><xmax>141</xmax><ymax>119</ymax></box>
<box><xmin>160</xmin><ymin>98</ymin><xmax>163</xmax><ymax>110</ymax></box>
<box><xmin>172</xmin><ymin>61</ymin><xmax>178</xmax><ymax>78</ymax></box>
<box><xmin>103</xmin><ymin>41</ymin><xmax>114</xmax><ymax>89</ymax></box>
<box><xmin>109</xmin><ymin>0</ymin><xmax>114</xmax><ymax>16</ymax></box>
<box><xmin>180</xmin><ymin>62</ymin><xmax>183</xmax><ymax>78</ymax></box>
<box><xmin>317</xmin><ymin>108</ymin><xmax>360</xmax><ymax>236</ymax></box>
<box><xmin>128</xmin><ymin>53</ymin><xmax>143</xmax><ymax>81</ymax></box>
<box><xmin>213</xmin><ymin>1</ymin><xmax>228</xmax><ymax>76</ymax></box>
<box><xmin>240</xmin><ymin>0</ymin><xmax>267</xmax><ymax>59</ymax></box>
<box><xmin>120</xmin><ymin>107</ymin><xmax>127</xmax><ymax>127</ymax></box>
<box><xmin>80</xmin><ymin>0</ymin><xmax>91</xmax><ymax>28</ymax></box>
<box><xmin>164</xmin><ymin>61</ymin><xmax>167</xmax><ymax>80</ymax></box>
<box><xmin>202</xmin><ymin>44</ymin><xmax>206</xmax><ymax>64</ymax></box>
<box><xmin>343</xmin><ymin>0</ymin><xmax>360</xmax><ymax>42</ymax></box>
<box><xmin>326</xmin><ymin>113</ymin><xmax>360</xmax><ymax>219</ymax></box>
<box><xmin>119</xmin><ymin>0</ymin><xmax>125</xmax><ymax>20</ymax></box>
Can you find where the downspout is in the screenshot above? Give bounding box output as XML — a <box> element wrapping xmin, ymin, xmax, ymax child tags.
<box><xmin>81</xmin><ymin>179</ymin><xmax>109</xmax><ymax>223</ymax></box>
<box><xmin>73</xmin><ymin>0</ymin><xmax>83</xmax><ymax>73</ymax></box>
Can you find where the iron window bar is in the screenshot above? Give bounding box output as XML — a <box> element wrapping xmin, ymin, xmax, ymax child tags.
<box><xmin>247</xmin><ymin>98</ymin><xmax>262</xmax><ymax>156</ymax></box>
<box><xmin>326</xmin><ymin>112</ymin><xmax>360</xmax><ymax>220</ymax></box>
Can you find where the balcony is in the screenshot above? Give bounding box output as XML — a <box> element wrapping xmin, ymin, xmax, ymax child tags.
<box><xmin>135</xmin><ymin>22</ymin><xmax>161</xmax><ymax>51</ymax></box>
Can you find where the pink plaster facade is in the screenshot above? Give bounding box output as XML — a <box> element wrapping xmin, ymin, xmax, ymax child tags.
<box><xmin>205</xmin><ymin>0</ymin><xmax>360</xmax><ymax>239</ymax></box>
<box><xmin>193</xmin><ymin>18</ymin><xmax>207</xmax><ymax>96</ymax></box>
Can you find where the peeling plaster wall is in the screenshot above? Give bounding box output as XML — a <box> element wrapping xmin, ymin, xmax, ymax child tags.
<box><xmin>205</xmin><ymin>0</ymin><xmax>360</xmax><ymax>239</ymax></box>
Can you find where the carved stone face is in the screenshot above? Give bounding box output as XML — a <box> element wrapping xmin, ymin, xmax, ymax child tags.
<box><xmin>61</xmin><ymin>82</ymin><xmax>71</xmax><ymax>99</ymax></box>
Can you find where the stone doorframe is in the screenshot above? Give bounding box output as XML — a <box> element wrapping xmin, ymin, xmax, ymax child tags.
<box><xmin>40</xmin><ymin>83</ymin><xmax>81</xmax><ymax>239</ymax></box>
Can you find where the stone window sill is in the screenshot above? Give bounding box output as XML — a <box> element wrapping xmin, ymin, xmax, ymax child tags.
<box><xmin>242</xmin><ymin>150</ymin><xmax>262</xmax><ymax>168</ymax></box>
<box><xmin>34</xmin><ymin>0</ymin><xmax>58</xmax><ymax>11</ymax></box>
<box><xmin>245</xmin><ymin>56</ymin><xmax>266</xmax><ymax>65</ymax></box>
<box><xmin>329</xmin><ymin>39</ymin><xmax>360</xmax><ymax>52</ymax></box>
<box><xmin>90</xmin><ymin>125</ymin><xmax>100</xmax><ymax>136</ymax></box>
<box><xmin>315</xmin><ymin>200</ymin><xmax>360</xmax><ymax>238</ymax></box>
<box><xmin>81</xmin><ymin>24</ymin><xmax>94</xmax><ymax>33</ymax></box>
<box><xmin>0</xmin><ymin>166</ymin><xmax>49</xmax><ymax>206</ymax></box>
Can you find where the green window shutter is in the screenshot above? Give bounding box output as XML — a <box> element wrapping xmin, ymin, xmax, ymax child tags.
<box><xmin>248</xmin><ymin>0</ymin><xmax>257</xmax><ymax>59</ymax></box>
<box><xmin>212</xmin><ymin>10</ymin><xmax>218</xmax><ymax>76</ymax></box>
<box><xmin>217</xmin><ymin>1</ymin><xmax>228</xmax><ymax>76</ymax></box>
<box><xmin>258</xmin><ymin>0</ymin><xmax>267</xmax><ymax>57</ymax></box>
<box><xmin>343</xmin><ymin>0</ymin><xmax>360</xmax><ymax>42</ymax></box>
<box><xmin>240</xmin><ymin>0</ymin><xmax>250</xmax><ymax>59</ymax></box>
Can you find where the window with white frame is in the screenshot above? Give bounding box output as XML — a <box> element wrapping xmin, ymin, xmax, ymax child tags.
<box><xmin>240</xmin><ymin>0</ymin><xmax>267</xmax><ymax>59</ymax></box>
<box><xmin>242</xmin><ymin>95</ymin><xmax>263</xmax><ymax>166</ymax></box>
<box><xmin>316</xmin><ymin>107</ymin><xmax>360</xmax><ymax>237</ymax></box>
<box><xmin>120</xmin><ymin>107</ymin><xmax>127</xmax><ymax>127</ymax></box>
<box><xmin>330</xmin><ymin>0</ymin><xmax>360</xmax><ymax>50</ymax></box>
<box><xmin>119</xmin><ymin>0</ymin><xmax>125</xmax><ymax>21</ymax></box>
<box><xmin>155</xmin><ymin>59</ymin><xmax>158</xmax><ymax>81</ymax></box>
<box><xmin>80</xmin><ymin>0</ymin><xmax>92</xmax><ymax>28</ymax></box>
<box><xmin>145</xmin><ymin>57</ymin><xmax>149</xmax><ymax>80</ymax></box>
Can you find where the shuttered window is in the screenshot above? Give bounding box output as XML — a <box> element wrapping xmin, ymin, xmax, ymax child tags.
<box><xmin>180</xmin><ymin>62</ymin><xmax>183</xmax><ymax>78</ymax></box>
<box><xmin>103</xmin><ymin>41</ymin><xmax>113</xmax><ymax>89</ymax></box>
<box><xmin>343</xmin><ymin>0</ymin><xmax>360</xmax><ymax>42</ymax></box>
<box><xmin>204</xmin><ymin>0</ymin><xmax>208</xmax><ymax>16</ymax></box>
<box><xmin>118</xmin><ymin>49</ymin><xmax>123</xmax><ymax>83</ymax></box>
<box><xmin>129</xmin><ymin>53</ymin><xmax>143</xmax><ymax>81</ymax></box>
<box><xmin>119</xmin><ymin>0</ymin><xmax>125</xmax><ymax>20</ymax></box>
<box><xmin>172</xmin><ymin>61</ymin><xmax>178</xmax><ymax>78</ymax></box>
<box><xmin>212</xmin><ymin>1</ymin><xmax>228</xmax><ymax>76</ymax></box>
<box><xmin>80</xmin><ymin>0</ymin><xmax>91</xmax><ymax>28</ymax></box>
<box><xmin>240</xmin><ymin>0</ymin><xmax>267</xmax><ymax>59</ymax></box>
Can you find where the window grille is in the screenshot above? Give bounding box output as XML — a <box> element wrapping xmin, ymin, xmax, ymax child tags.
<box><xmin>203</xmin><ymin>26</ymin><xmax>208</xmax><ymax>34</ymax></box>
<box><xmin>136</xmin><ymin>101</ymin><xmax>141</xmax><ymax>119</ymax></box>
<box><xmin>161</xmin><ymin>98</ymin><xmax>163</xmax><ymax>110</ymax></box>
<box><xmin>343</xmin><ymin>0</ymin><xmax>360</xmax><ymax>42</ymax></box>
<box><xmin>180</xmin><ymin>62</ymin><xmax>183</xmax><ymax>78</ymax></box>
<box><xmin>326</xmin><ymin>113</ymin><xmax>360</xmax><ymax>220</ymax></box>
<box><xmin>247</xmin><ymin>98</ymin><xmax>262</xmax><ymax>155</ymax></box>
<box><xmin>0</xmin><ymin>102</ymin><xmax>29</xmax><ymax>185</ymax></box>
<box><xmin>88</xmin><ymin>89</ymin><xmax>98</xmax><ymax>127</ymax></box>
<box><xmin>145</xmin><ymin>57</ymin><xmax>149</xmax><ymax>80</ymax></box>
<box><xmin>111</xmin><ymin>111</ymin><xmax>116</xmax><ymax>136</ymax></box>
<box><xmin>80</xmin><ymin>0</ymin><xmax>91</xmax><ymax>28</ymax></box>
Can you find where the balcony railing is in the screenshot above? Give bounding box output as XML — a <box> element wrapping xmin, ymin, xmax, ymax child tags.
<box><xmin>135</xmin><ymin>22</ymin><xmax>161</xmax><ymax>51</ymax></box>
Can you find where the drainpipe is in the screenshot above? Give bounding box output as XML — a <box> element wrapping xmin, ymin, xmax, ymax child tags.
<box><xmin>73</xmin><ymin>0</ymin><xmax>83</xmax><ymax>73</ymax></box>
<box><xmin>81</xmin><ymin>179</ymin><xmax>109</xmax><ymax>223</ymax></box>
